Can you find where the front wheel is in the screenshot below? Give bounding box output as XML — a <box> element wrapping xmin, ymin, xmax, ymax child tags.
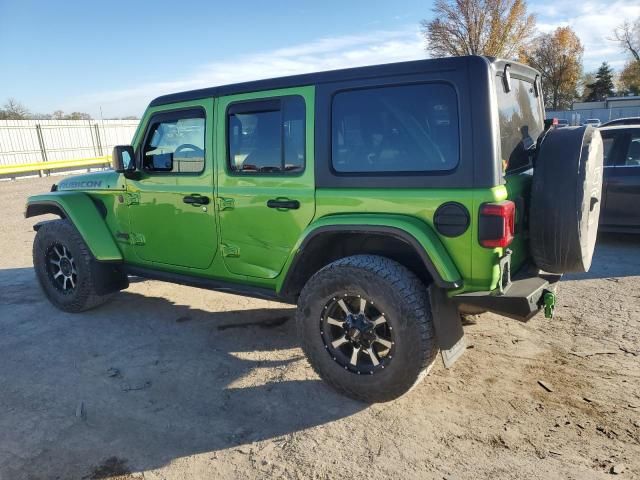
<box><xmin>33</xmin><ymin>219</ymin><xmax>117</xmax><ymax>312</ymax></box>
<box><xmin>296</xmin><ymin>255</ymin><xmax>437</xmax><ymax>403</ymax></box>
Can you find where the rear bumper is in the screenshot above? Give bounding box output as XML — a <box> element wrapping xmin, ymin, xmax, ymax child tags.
<box><xmin>452</xmin><ymin>267</ymin><xmax>561</xmax><ymax>321</ymax></box>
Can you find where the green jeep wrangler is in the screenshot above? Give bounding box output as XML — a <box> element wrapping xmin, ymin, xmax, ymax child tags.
<box><xmin>26</xmin><ymin>56</ymin><xmax>603</xmax><ymax>403</ymax></box>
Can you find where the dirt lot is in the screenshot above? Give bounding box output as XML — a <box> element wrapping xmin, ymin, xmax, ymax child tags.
<box><xmin>1</xmin><ymin>176</ymin><xmax>639</xmax><ymax>480</ymax></box>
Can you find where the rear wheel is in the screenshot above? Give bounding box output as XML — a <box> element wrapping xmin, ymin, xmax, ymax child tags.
<box><xmin>296</xmin><ymin>255</ymin><xmax>437</xmax><ymax>403</ymax></box>
<box><xmin>33</xmin><ymin>219</ymin><xmax>116</xmax><ymax>312</ymax></box>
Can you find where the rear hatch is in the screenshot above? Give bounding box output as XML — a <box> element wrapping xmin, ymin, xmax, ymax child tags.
<box><xmin>494</xmin><ymin>65</ymin><xmax>545</xmax><ymax>273</ymax></box>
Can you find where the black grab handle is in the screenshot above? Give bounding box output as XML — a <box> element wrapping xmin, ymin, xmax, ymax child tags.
<box><xmin>183</xmin><ymin>195</ymin><xmax>210</xmax><ymax>205</ymax></box>
<box><xmin>267</xmin><ymin>199</ymin><xmax>300</xmax><ymax>210</ymax></box>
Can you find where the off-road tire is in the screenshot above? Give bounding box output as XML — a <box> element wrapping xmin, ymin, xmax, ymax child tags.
<box><xmin>296</xmin><ymin>255</ymin><xmax>437</xmax><ymax>403</ymax></box>
<box><xmin>33</xmin><ymin>219</ymin><xmax>115</xmax><ymax>312</ymax></box>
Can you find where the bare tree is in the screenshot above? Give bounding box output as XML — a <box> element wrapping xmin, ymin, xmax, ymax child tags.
<box><xmin>66</xmin><ymin>112</ymin><xmax>92</xmax><ymax>120</ymax></box>
<box><xmin>613</xmin><ymin>19</ymin><xmax>640</xmax><ymax>62</ymax></box>
<box><xmin>421</xmin><ymin>0</ymin><xmax>536</xmax><ymax>59</ymax></box>
<box><xmin>51</xmin><ymin>110</ymin><xmax>92</xmax><ymax>120</ymax></box>
<box><xmin>0</xmin><ymin>98</ymin><xmax>30</xmax><ymax>119</ymax></box>
<box><xmin>612</xmin><ymin>18</ymin><xmax>640</xmax><ymax>96</ymax></box>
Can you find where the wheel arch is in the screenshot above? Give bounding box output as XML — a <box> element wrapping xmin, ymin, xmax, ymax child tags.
<box><xmin>26</xmin><ymin>192</ymin><xmax>123</xmax><ymax>262</ymax></box>
<box><xmin>278</xmin><ymin>215</ymin><xmax>462</xmax><ymax>301</ymax></box>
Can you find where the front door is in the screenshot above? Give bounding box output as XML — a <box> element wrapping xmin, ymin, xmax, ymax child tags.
<box><xmin>215</xmin><ymin>87</ymin><xmax>315</xmax><ymax>279</ymax></box>
<box><xmin>127</xmin><ymin>102</ymin><xmax>218</xmax><ymax>269</ymax></box>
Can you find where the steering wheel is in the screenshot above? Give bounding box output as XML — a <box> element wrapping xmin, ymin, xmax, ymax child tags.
<box><xmin>174</xmin><ymin>144</ymin><xmax>204</xmax><ymax>156</ymax></box>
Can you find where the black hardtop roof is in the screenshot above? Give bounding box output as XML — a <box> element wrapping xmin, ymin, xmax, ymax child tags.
<box><xmin>149</xmin><ymin>55</ymin><xmax>536</xmax><ymax>108</ymax></box>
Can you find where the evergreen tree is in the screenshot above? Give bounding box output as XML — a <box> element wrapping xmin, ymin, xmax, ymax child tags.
<box><xmin>585</xmin><ymin>62</ymin><xmax>615</xmax><ymax>101</ymax></box>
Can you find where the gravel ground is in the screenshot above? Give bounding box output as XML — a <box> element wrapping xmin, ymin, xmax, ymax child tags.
<box><xmin>1</xmin><ymin>176</ymin><xmax>639</xmax><ymax>480</ymax></box>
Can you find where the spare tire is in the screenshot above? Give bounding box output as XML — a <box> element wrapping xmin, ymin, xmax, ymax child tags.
<box><xmin>529</xmin><ymin>125</ymin><xmax>603</xmax><ymax>273</ymax></box>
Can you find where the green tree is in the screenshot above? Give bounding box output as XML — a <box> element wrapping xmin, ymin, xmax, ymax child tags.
<box><xmin>421</xmin><ymin>0</ymin><xmax>536</xmax><ymax>59</ymax></box>
<box><xmin>585</xmin><ymin>62</ymin><xmax>615</xmax><ymax>102</ymax></box>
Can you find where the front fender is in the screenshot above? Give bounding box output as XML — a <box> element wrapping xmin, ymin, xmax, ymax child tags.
<box><xmin>25</xmin><ymin>192</ymin><xmax>123</xmax><ymax>262</ymax></box>
<box><xmin>278</xmin><ymin>213</ymin><xmax>462</xmax><ymax>292</ymax></box>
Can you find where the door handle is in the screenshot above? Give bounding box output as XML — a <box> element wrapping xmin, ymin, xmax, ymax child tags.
<box><xmin>183</xmin><ymin>194</ymin><xmax>210</xmax><ymax>206</ymax></box>
<box><xmin>267</xmin><ymin>198</ymin><xmax>300</xmax><ymax>210</ymax></box>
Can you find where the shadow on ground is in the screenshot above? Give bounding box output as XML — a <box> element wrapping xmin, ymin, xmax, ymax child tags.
<box><xmin>564</xmin><ymin>232</ymin><xmax>640</xmax><ymax>280</ymax></box>
<box><xmin>0</xmin><ymin>268</ymin><xmax>365</xmax><ymax>479</ymax></box>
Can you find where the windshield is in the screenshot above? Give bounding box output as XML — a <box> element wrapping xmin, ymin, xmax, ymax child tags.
<box><xmin>495</xmin><ymin>76</ymin><xmax>544</xmax><ymax>174</ymax></box>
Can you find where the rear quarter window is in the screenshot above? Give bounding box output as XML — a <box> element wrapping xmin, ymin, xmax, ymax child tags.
<box><xmin>496</xmin><ymin>76</ymin><xmax>544</xmax><ymax>174</ymax></box>
<box><xmin>331</xmin><ymin>83</ymin><xmax>459</xmax><ymax>173</ymax></box>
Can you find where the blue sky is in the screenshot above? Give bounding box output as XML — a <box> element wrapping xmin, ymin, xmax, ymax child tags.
<box><xmin>1</xmin><ymin>0</ymin><xmax>638</xmax><ymax>117</ymax></box>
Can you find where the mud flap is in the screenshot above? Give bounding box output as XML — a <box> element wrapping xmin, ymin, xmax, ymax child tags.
<box><xmin>429</xmin><ymin>285</ymin><xmax>466</xmax><ymax>368</ymax></box>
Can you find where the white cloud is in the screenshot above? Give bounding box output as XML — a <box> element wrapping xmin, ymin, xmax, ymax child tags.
<box><xmin>68</xmin><ymin>2</ymin><xmax>640</xmax><ymax>117</ymax></box>
<box><xmin>531</xmin><ymin>0</ymin><xmax>640</xmax><ymax>71</ymax></box>
<box><xmin>72</xmin><ymin>28</ymin><xmax>425</xmax><ymax>118</ymax></box>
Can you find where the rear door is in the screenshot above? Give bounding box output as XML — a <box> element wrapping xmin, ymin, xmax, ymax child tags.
<box><xmin>603</xmin><ymin>128</ymin><xmax>640</xmax><ymax>229</ymax></box>
<box><xmin>215</xmin><ymin>87</ymin><xmax>315</xmax><ymax>279</ymax></box>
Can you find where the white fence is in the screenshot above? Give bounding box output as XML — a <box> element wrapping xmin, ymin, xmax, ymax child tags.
<box><xmin>0</xmin><ymin>120</ymin><xmax>140</xmax><ymax>170</ymax></box>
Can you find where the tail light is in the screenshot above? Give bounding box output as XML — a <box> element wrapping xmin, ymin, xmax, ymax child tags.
<box><xmin>544</xmin><ymin>117</ymin><xmax>559</xmax><ymax>131</ymax></box>
<box><xmin>479</xmin><ymin>201</ymin><xmax>515</xmax><ymax>248</ymax></box>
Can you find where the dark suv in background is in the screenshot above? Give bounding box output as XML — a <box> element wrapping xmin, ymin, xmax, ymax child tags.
<box><xmin>600</xmin><ymin>125</ymin><xmax>640</xmax><ymax>232</ymax></box>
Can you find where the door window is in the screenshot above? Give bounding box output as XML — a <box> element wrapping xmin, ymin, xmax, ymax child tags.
<box><xmin>142</xmin><ymin>110</ymin><xmax>205</xmax><ymax>174</ymax></box>
<box><xmin>602</xmin><ymin>136</ymin><xmax>616</xmax><ymax>166</ymax></box>
<box><xmin>624</xmin><ymin>133</ymin><xmax>640</xmax><ymax>166</ymax></box>
<box><xmin>227</xmin><ymin>96</ymin><xmax>305</xmax><ymax>174</ymax></box>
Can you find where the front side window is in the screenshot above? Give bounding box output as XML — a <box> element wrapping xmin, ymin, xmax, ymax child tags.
<box><xmin>495</xmin><ymin>76</ymin><xmax>544</xmax><ymax>174</ymax></box>
<box><xmin>143</xmin><ymin>111</ymin><xmax>205</xmax><ymax>174</ymax></box>
<box><xmin>228</xmin><ymin>96</ymin><xmax>305</xmax><ymax>174</ymax></box>
<box><xmin>331</xmin><ymin>83</ymin><xmax>459</xmax><ymax>173</ymax></box>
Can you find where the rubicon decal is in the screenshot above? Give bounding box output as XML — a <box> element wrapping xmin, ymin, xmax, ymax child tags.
<box><xmin>59</xmin><ymin>180</ymin><xmax>102</xmax><ymax>189</ymax></box>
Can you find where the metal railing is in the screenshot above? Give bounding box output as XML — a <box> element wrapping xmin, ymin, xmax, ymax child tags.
<box><xmin>0</xmin><ymin>120</ymin><xmax>139</xmax><ymax>177</ymax></box>
<box><xmin>546</xmin><ymin>106</ymin><xmax>640</xmax><ymax>126</ymax></box>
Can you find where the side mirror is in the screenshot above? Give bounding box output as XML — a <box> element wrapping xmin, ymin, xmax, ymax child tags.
<box><xmin>112</xmin><ymin>145</ymin><xmax>135</xmax><ymax>173</ymax></box>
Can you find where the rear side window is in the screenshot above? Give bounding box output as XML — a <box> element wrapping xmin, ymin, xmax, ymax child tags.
<box><xmin>228</xmin><ymin>96</ymin><xmax>305</xmax><ymax>174</ymax></box>
<box><xmin>331</xmin><ymin>83</ymin><xmax>459</xmax><ymax>173</ymax></box>
<box><xmin>600</xmin><ymin>129</ymin><xmax>638</xmax><ymax>167</ymax></box>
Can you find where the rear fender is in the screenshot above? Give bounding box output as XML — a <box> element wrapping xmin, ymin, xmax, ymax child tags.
<box><xmin>278</xmin><ymin>214</ymin><xmax>463</xmax><ymax>294</ymax></box>
<box><xmin>25</xmin><ymin>192</ymin><xmax>122</xmax><ymax>262</ymax></box>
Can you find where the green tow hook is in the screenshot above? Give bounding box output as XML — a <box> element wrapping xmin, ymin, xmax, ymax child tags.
<box><xmin>543</xmin><ymin>291</ymin><xmax>556</xmax><ymax>319</ymax></box>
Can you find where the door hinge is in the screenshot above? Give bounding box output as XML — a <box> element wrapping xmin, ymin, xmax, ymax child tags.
<box><xmin>221</xmin><ymin>243</ymin><xmax>240</xmax><ymax>257</ymax></box>
<box><xmin>125</xmin><ymin>192</ymin><xmax>140</xmax><ymax>206</ymax></box>
<box><xmin>130</xmin><ymin>233</ymin><xmax>146</xmax><ymax>246</ymax></box>
<box><xmin>216</xmin><ymin>197</ymin><xmax>235</xmax><ymax>211</ymax></box>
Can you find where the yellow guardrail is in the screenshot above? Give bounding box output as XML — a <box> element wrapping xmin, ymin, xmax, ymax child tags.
<box><xmin>0</xmin><ymin>156</ymin><xmax>111</xmax><ymax>176</ymax></box>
